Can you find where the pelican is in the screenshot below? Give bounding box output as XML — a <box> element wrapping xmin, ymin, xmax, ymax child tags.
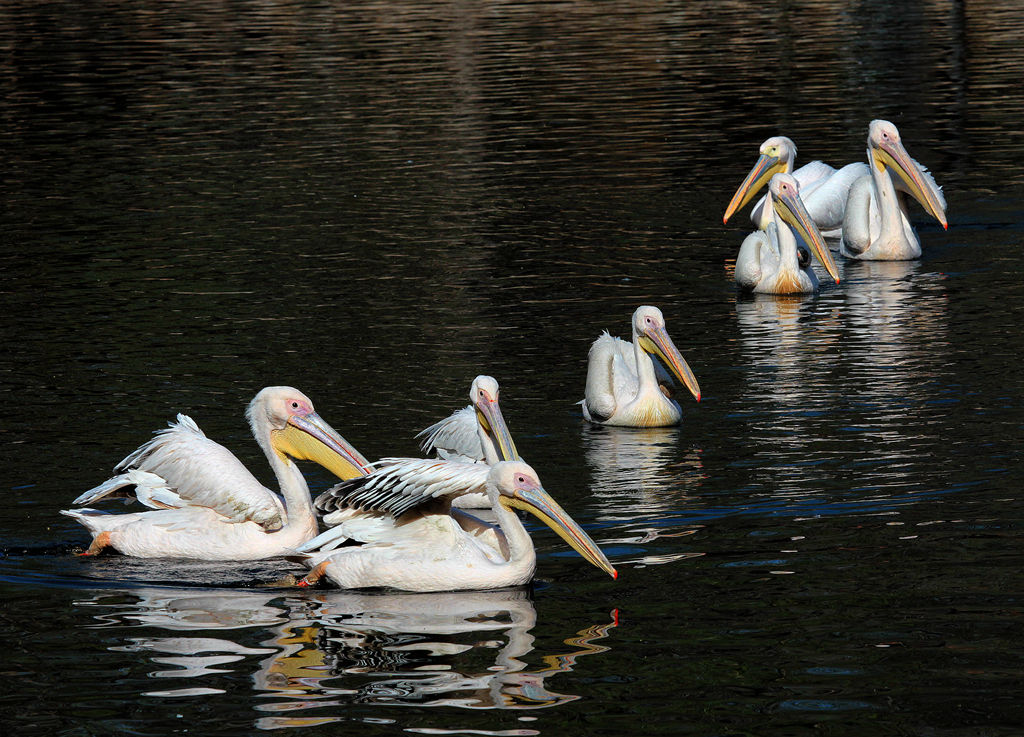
<box><xmin>61</xmin><ymin>386</ymin><xmax>371</xmax><ymax>560</ymax></box>
<box><xmin>294</xmin><ymin>460</ymin><xmax>617</xmax><ymax>592</ymax></box>
<box><xmin>724</xmin><ymin>135</ymin><xmax>868</xmax><ymax>237</ymax></box>
<box><xmin>416</xmin><ymin>374</ymin><xmax>520</xmax><ymax>508</ymax></box>
<box><xmin>582</xmin><ymin>305</ymin><xmax>701</xmax><ymax>427</ymax></box>
<box><xmin>734</xmin><ymin>173</ymin><xmax>841</xmax><ymax>294</ymax></box>
<box><xmin>840</xmin><ymin>119</ymin><xmax>947</xmax><ymax>260</ymax></box>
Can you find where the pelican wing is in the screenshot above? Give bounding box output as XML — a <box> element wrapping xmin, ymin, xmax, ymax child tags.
<box><xmin>840</xmin><ymin>175</ymin><xmax>879</xmax><ymax>256</ymax></box>
<box><xmin>801</xmin><ymin>162</ymin><xmax>869</xmax><ymax>232</ymax></box>
<box><xmin>583</xmin><ymin>333</ymin><xmax>639</xmax><ymax>422</ymax></box>
<box><xmin>735</xmin><ymin>226</ymin><xmax>780</xmax><ymax>290</ymax></box>
<box><xmin>315</xmin><ymin>458</ymin><xmax>489</xmax><ymax>518</ymax></box>
<box><xmin>415</xmin><ymin>406</ymin><xmax>483</xmax><ymax>463</ymax></box>
<box><xmin>76</xmin><ymin>414</ymin><xmax>286</xmax><ymax>531</ymax></box>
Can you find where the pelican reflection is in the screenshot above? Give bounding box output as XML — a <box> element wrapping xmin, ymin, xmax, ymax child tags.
<box><xmin>581</xmin><ymin>424</ymin><xmax>704</xmax><ymax>567</ymax></box>
<box><xmin>74</xmin><ymin>585</ymin><xmax>617</xmax><ymax>725</ymax></box>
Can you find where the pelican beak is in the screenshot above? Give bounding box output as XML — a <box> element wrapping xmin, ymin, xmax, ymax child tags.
<box><xmin>772</xmin><ymin>181</ymin><xmax>841</xmax><ymax>284</ymax></box>
<box><xmin>724</xmin><ymin>152</ymin><xmax>785</xmax><ymax>224</ymax></box>
<box><xmin>476</xmin><ymin>397</ymin><xmax>520</xmax><ymax>463</ymax></box>
<box><xmin>873</xmin><ymin>138</ymin><xmax>948</xmax><ymax>230</ymax></box>
<box><xmin>638</xmin><ymin>327</ymin><xmax>701</xmax><ymax>402</ymax></box>
<box><xmin>502</xmin><ymin>483</ymin><xmax>617</xmax><ymax>579</ymax></box>
<box><xmin>274</xmin><ymin>412</ymin><xmax>372</xmax><ymax>480</ymax></box>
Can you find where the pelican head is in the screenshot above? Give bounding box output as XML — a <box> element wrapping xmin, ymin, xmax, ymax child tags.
<box><xmin>491</xmin><ymin>461</ymin><xmax>617</xmax><ymax>579</ymax></box>
<box><xmin>632</xmin><ymin>306</ymin><xmax>701</xmax><ymax>402</ymax></box>
<box><xmin>470</xmin><ymin>375</ymin><xmax>519</xmax><ymax>463</ymax></box>
<box><xmin>248</xmin><ymin>386</ymin><xmax>371</xmax><ymax>481</ymax></box>
<box><xmin>768</xmin><ymin>173</ymin><xmax>840</xmax><ymax>284</ymax></box>
<box><xmin>723</xmin><ymin>135</ymin><xmax>797</xmax><ymax>224</ymax></box>
<box><xmin>867</xmin><ymin>120</ymin><xmax>947</xmax><ymax>229</ymax></box>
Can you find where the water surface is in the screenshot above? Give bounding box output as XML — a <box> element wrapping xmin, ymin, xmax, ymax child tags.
<box><xmin>3</xmin><ymin>1</ymin><xmax>1024</xmax><ymax>735</ymax></box>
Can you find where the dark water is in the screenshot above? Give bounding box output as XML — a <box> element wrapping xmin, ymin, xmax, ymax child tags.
<box><xmin>3</xmin><ymin>1</ymin><xmax>1024</xmax><ymax>734</ymax></box>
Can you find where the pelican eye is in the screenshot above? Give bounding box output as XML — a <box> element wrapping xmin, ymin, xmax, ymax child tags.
<box><xmin>290</xmin><ymin>401</ymin><xmax>300</xmax><ymax>410</ymax></box>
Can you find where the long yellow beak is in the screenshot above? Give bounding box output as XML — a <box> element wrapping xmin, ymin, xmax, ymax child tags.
<box><xmin>273</xmin><ymin>412</ymin><xmax>371</xmax><ymax>480</ymax></box>
<box><xmin>638</xmin><ymin>327</ymin><xmax>701</xmax><ymax>402</ymax></box>
<box><xmin>502</xmin><ymin>484</ymin><xmax>617</xmax><ymax>579</ymax></box>
<box><xmin>873</xmin><ymin>139</ymin><xmax>948</xmax><ymax>230</ymax></box>
<box><xmin>724</xmin><ymin>153</ymin><xmax>786</xmax><ymax>224</ymax></box>
<box><xmin>772</xmin><ymin>181</ymin><xmax>841</xmax><ymax>284</ymax></box>
<box><xmin>476</xmin><ymin>398</ymin><xmax>520</xmax><ymax>463</ymax></box>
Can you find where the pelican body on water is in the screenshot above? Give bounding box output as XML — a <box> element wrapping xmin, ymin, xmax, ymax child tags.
<box><xmin>294</xmin><ymin>460</ymin><xmax>617</xmax><ymax>591</ymax></box>
<box><xmin>62</xmin><ymin>387</ymin><xmax>370</xmax><ymax>560</ymax></box>
<box><xmin>840</xmin><ymin>119</ymin><xmax>947</xmax><ymax>260</ymax></box>
<box><xmin>734</xmin><ymin>173</ymin><xmax>840</xmax><ymax>294</ymax></box>
<box><xmin>583</xmin><ymin>306</ymin><xmax>701</xmax><ymax>427</ymax></box>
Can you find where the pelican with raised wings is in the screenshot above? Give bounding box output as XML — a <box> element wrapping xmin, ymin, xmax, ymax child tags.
<box><xmin>735</xmin><ymin>172</ymin><xmax>841</xmax><ymax>294</ymax></box>
<box><xmin>416</xmin><ymin>374</ymin><xmax>520</xmax><ymax>508</ymax></box>
<box><xmin>294</xmin><ymin>460</ymin><xmax>617</xmax><ymax>591</ymax></box>
<box><xmin>61</xmin><ymin>387</ymin><xmax>371</xmax><ymax>559</ymax></box>
<box><xmin>582</xmin><ymin>305</ymin><xmax>701</xmax><ymax>427</ymax></box>
<box><xmin>724</xmin><ymin>135</ymin><xmax>867</xmax><ymax>237</ymax></box>
<box><xmin>840</xmin><ymin>119</ymin><xmax>947</xmax><ymax>260</ymax></box>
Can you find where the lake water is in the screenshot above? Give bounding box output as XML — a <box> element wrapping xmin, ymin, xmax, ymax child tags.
<box><xmin>3</xmin><ymin>1</ymin><xmax>1024</xmax><ymax>735</ymax></box>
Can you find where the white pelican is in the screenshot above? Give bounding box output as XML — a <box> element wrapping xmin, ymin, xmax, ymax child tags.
<box><xmin>416</xmin><ymin>374</ymin><xmax>520</xmax><ymax>508</ymax></box>
<box><xmin>840</xmin><ymin>119</ymin><xmax>947</xmax><ymax>260</ymax></box>
<box><xmin>734</xmin><ymin>173</ymin><xmax>841</xmax><ymax>294</ymax></box>
<box><xmin>61</xmin><ymin>386</ymin><xmax>371</xmax><ymax>560</ymax></box>
<box><xmin>724</xmin><ymin>135</ymin><xmax>868</xmax><ymax>238</ymax></box>
<box><xmin>294</xmin><ymin>460</ymin><xmax>617</xmax><ymax>591</ymax></box>
<box><xmin>582</xmin><ymin>305</ymin><xmax>701</xmax><ymax>427</ymax></box>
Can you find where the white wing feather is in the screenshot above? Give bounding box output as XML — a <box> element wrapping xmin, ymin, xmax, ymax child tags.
<box><xmin>415</xmin><ymin>406</ymin><xmax>483</xmax><ymax>463</ymax></box>
<box><xmin>75</xmin><ymin>414</ymin><xmax>285</xmax><ymax>531</ymax></box>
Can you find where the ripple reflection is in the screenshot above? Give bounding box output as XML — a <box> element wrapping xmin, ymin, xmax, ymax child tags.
<box><xmin>75</xmin><ymin>586</ymin><xmax>617</xmax><ymax>728</ymax></box>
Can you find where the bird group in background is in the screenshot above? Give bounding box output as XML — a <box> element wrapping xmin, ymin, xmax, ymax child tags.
<box><xmin>61</xmin><ymin>118</ymin><xmax>947</xmax><ymax>591</ymax></box>
<box><xmin>725</xmin><ymin>119</ymin><xmax>947</xmax><ymax>292</ymax></box>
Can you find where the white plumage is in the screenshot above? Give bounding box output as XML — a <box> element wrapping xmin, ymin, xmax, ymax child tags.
<box><xmin>725</xmin><ymin>135</ymin><xmax>868</xmax><ymax>238</ymax></box>
<box><xmin>415</xmin><ymin>375</ymin><xmax>520</xmax><ymax>508</ymax></box>
<box><xmin>61</xmin><ymin>387</ymin><xmax>370</xmax><ymax>560</ymax></box>
<box><xmin>840</xmin><ymin>120</ymin><xmax>947</xmax><ymax>261</ymax></box>
<box><xmin>294</xmin><ymin>460</ymin><xmax>616</xmax><ymax>592</ymax></box>
<box><xmin>582</xmin><ymin>306</ymin><xmax>701</xmax><ymax>427</ymax></box>
<box><xmin>734</xmin><ymin>173</ymin><xmax>840</xmax><ymax>294</ymax></box>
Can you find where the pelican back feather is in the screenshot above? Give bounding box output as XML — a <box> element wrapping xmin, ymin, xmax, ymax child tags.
<box><xmin>314</xmin><ymin>458</ymin><xmax>489</xmax><ymax>518</ymax></box>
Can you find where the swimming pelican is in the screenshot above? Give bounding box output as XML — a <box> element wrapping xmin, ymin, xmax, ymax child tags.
<box><xmin>734</xmin><ymin>173</ymin><xmax>841</xmax><ymax>294</ymax></box>
<box><xmin>416</xmin><ymin>375</ymin><xmax>520</xmax><ymax>508</ymax></box>
<box><xmin>61</xmin><ymin>387</ymin><xmax>371</xmax><ymax>560</ymax></box>
<box><xmin>840</xmin><ymin>120</ymin><xmax>947</xmax><ymax>260</ymax></box>
<box><xmin>582</xmin><ymin>305</ymin><xmax>701</xmax><ymax>427</ymax></box>
<box><xmin>294</xmin><ymin>460</ymin><xmax>617</xmax><ymax>591</ymax></box>
<box><xmin>724</xmin><ymin>135</ymin><xmax>868</xmax><ymax>237</ymax></box>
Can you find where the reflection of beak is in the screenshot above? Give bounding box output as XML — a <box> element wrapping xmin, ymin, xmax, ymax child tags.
<box><xmin>873</xmin><ymin>140</ymin><xmax>948</xmax><ymax>230</ymax></box>
<box><xmin>724</xmin><ymin>153</ymin><xmax>785</xmax><ymax>224</ymax></box>
<box><xmin>773</xmin><ymin>183</ymin><xmax>841</xmax><ymax>284</ymax></box>
<box><xmin>273</xmin><ymin>413</ymin><xmax>372</xmax><ymax>480</ymax></box>
<box><xmin>476</xmin><ymin>399</ymin><xmax>519</xmax><ymax>462</ymax></box>
<box><xmin>638</xmin><ymin>327</ymin><xmax>701</xmax><ymax>402</ymax></box>
<box><xmin>501</xmin><ymin>484</ymin><xmax>617</xmax><ymax>579</ymax></box>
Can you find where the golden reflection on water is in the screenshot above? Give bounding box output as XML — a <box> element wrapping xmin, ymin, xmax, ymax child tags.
<box><xmin>75</xmin><ymin>586</ymin><xmax>616</xmax><ymax>727</ymax></box>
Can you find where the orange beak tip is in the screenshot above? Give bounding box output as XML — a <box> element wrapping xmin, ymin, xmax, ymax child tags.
<box><xmin>296</xmin><ymin>578</ymin><xmax>311</xmax><ymax>588</ymax></box>
<box><xmin>611</xmin><ymin>569</ymin><xmax>619</xmax><ymax>580</ymax></box>
<box><xmin>722</xmin><ymin>216</ymin><xmax>729</xmax><ymax>225</ymax></box>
